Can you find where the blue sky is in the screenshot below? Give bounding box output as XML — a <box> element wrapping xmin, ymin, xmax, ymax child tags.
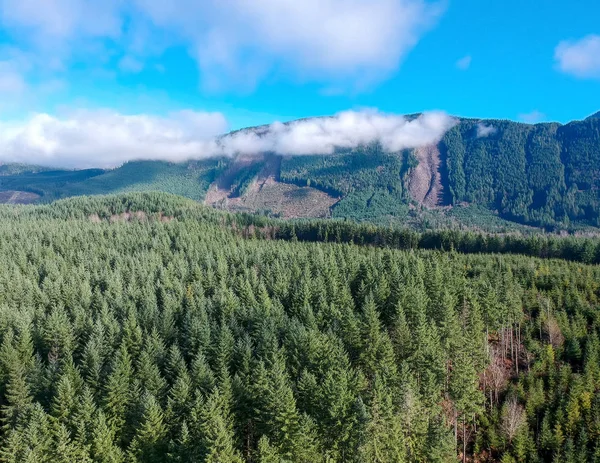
<box><xmin>0</xmin><ymin>0</ymin><xmax>599</xmax><ymax>167</ymax></box>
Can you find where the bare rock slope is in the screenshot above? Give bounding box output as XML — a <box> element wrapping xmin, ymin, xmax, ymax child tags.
<box><xmin>407</xmin><ymin>145</ymin><xmax>444</xmax><ymax>208</ymax></box>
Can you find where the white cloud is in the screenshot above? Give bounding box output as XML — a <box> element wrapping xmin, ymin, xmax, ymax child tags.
<box><xmin>217</xmin><ymin>111</ymin><xmax>457</xmax><ymax>156</ymax></box>
<box><xmin>118</xmin><ymin>56</ymin><xmax>144</xmax><ymax>73</ymax></box>
<box><xmin>0</xmin><ymin>0</ymin><xmax>123</xmax><ymax>41</ymax></box>
<box><xmin>147</xmin><ymin>0</ymin><xmax>444</xmax><ymax>90</ymax></box>
<box><xmin>0</xmin><ymin>110</ymin><xmax>456</xmax><ymax>168</ymax></box>
<box><xmin>476</xmin><ymin>123</ymin><xmax>496</xmax><ymax>138</ymax></box>
<box><xmin>519</xmin><ymin>110</ymin><xmax>546</xmax><ymax>124</ymax></box>
<box><xmin>0</xmin><ymin>110</ymin><xmax>228</xmax><ymax>168</ymax></box>
<box><xmin>456</xmin><ymin>55</ymin><xmax>471</xmax><ymax>70</ymax></box>
<box><xmin>0</xmin><ymin>0</ymin><xmax>444</xmax><ymax>91</ymax></box>
<box><xmin>0</xmin><ymin>57</ymin><xmax>68</xmax><ymax>114</ymax></box>
<box><xmin>555</xmin><ymin>35</ymin><xmax>600</xmax><ymax>79</ymax></box>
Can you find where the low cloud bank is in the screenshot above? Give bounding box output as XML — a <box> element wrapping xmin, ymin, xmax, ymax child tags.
<box><xmin>476</xmin><ymin>123</ymin><xmax>497</xmax><ymax>138</ymax></box>
<box><xmin>217</xmin><ymin>111</ymin><xmax>457</xmax><ymax>157</ymax></box>
<box><xmin>0</xmin><ymin>109</ymin><xmax>457</xmax><ymax>169</ymax></box>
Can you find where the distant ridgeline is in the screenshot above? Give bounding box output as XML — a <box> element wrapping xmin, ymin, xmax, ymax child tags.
<box><xmin>1</xmin><ymin>112</ymin><xmax>599</xmax><ymax>230</ymax></box>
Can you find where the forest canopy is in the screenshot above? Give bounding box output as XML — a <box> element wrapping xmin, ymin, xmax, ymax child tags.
<box><xmin>0</xmin><ymin>193</ymin><xmax>599</xmax><ymax>462</ymax></box>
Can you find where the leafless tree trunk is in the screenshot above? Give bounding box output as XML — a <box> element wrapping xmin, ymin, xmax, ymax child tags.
<box><xmin>545</xmin><ymin>316</ymin><xmax>564</xmax><ymax>349</ymax></box>
<box><xmin>463</xmin><ymin>418</ymin><xmax>466</xmax><ymax>463</ymax></box>
<box><xmin>501</xmin><ymin>397</ymin><xmax>526</xmax><ymax>444</ymax></box>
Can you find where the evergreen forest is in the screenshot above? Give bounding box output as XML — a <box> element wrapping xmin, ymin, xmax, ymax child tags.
<box><xmin>0</xmin><ymin>193</ymin><xmax>599</xmax><ymax>462</ymax></box>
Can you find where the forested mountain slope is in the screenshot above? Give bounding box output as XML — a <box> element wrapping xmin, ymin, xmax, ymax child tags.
<box><xmin>1</xmin><ymin>113</ymin><xmax>599</xmax><ymax>231</ymax></box>
<box><xmin>0</xmin><ymin>192</ymin><xmax>599</xmax><ymax>462</ymax></box>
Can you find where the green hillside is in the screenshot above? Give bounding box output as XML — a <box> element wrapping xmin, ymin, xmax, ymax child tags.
<box><xmin>440</xmin><ymin>117</ymin><xmax>600</xmax><ymax>228</ymax></box>
<box><xmin>1</xmin><ymin>113</ymin><xmax>599</xmax><ymax>231</ymax></box>
<box><xmin>0</xmin><ymin>160</ymin><xmax>224</xmax><ymax>202</ymax></box>
<box><xmin>0</xmin><ymin>193</ymin><xmax>600</xmax><ymax>461</ymax></box>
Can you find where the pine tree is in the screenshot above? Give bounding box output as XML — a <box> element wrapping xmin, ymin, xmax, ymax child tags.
<box><xmin>71</xmin><ymin>385</ymin><xmax>97</xmax><ymax>454</ymax></box>
<box><xmin>166</xmin><ymin>370</ymin><xmax>192</xmax><ymax>428</ymax></box>
<box><xmin>0</xmin><ymin>428</ymin><xmax>25</xmax><ymax>463</ymax></box>
<box><xmin>2</xmin><ymin>361</ymin><xmax>33</xmax><ymax>430</ymax></box>
<box><xmin>9</xmin><ymin>404</ymin><xmax>53</xmax><ymax>463</ymax></box>
<box><xmin>358</xmin><ymin>378</ymin><xmax>407</xmax><ymax>463</ymax></box>
<box><xmin>136</xmin><ymin>350</ymin><xmax>167</xmax><ymax>401</ymax></box>
<box><xmin>127</xmin><ymin>393</ymin><xmax>168</xmax><ymax>463</ymax></box>
<box><xmin>263</xmin><ymin>356</ymin><xmax>305</xmax><ymax>459</ymax></box>
<box><xmin>51</xmin><ymin>374</ymin><xmax>77</xmax><ymax>425</ymax></box>
<box><xmin>191</xmin><ymin>349</ymin><xmax>216</xmax><ymax>396</ymax></box>
<box><xmin>449</xmin><ymin>339</ymin><xmax>484</xmax><ymax>462</ymax></box>
<box><xmin>359</xmin><ymin>294</ymin><xmax>398</xmax><ymax>386</ymax></box>
<box><xmin>50</xmin><ymin>422</ymin><xmax>92</xmax><ymax>463</ymax></box>
<box><xmin>197</xmin><ymin>389</ymin><xmax>243</xmax><ymax>463</ymax></box>
<box><xmin>104</xmin><ymin>346</ymin><xmax>133</xmax><ymax>440</ymax></box>
<box><xmin>391</xmin><ymin>304</ymin><xmax>413</xmax><ymax>360</ymax></box>
<box><xmin>82</xmin><ymin>336</ymin><xmax>105</xmax><ymax>397</ymax></box>
<box><xmin>256</xmin><ymin>436</ymin><xmax>282</xmax><ymax>463</ymax></box>
<box><xmin>90</xmin><ymin>411</ymin><xmax>124</xmax><ymax>463</ymax></box>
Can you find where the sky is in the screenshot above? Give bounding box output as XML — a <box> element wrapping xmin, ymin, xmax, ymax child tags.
<box><xmin>0</xmin><ymin>0</ymin><xmax>599</xmax><ymax>167</ymax></box>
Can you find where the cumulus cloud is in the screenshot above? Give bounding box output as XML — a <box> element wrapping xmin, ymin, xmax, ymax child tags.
<box><xmin>0</xmin><ymin>110</ymin><xmax>229</xmax><ymax>168</ymax></box>
<box><xmin>190</xmin><ymin>0</ymin><xmax>444</xmax><ymax>90</ymax></box>
<box><xmin>519</xmin><ymin>110</ymin><xmax>546</xmax><ymax>124</ymax></box>
<box><xmin>555</xmin><ymin>35</ymin><xmax>600</xmax><ymax>79</ymax></box>
<box><xmin>0</xmin><ymin>110</ymin><xmax>457</xmax><ymax>169</ymax></box>
<box><xmin>0</xmin><ymin>53</ymin><xmax>68</xmax><ymax>114</ymax></box>
<box><xmin>0</xmin><ymin>0</ymin><xmax>445</xmax><ymax>91</ymax></box>
<box><xmin>476</xmin><ymin>123</ymin><xmax>496</xmax><ymax>138</ymax></box>
<box><xmin>456</xmin><ymin>55</ymin><xmax>472</xmax><ymax>71</ymax></box>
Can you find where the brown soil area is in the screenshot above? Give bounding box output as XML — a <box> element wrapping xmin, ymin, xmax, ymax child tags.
<box><xmin>407</xmin><ymin>145</ymin><xmax>444</xmax><ymax>208</ymax></box>
<box><xmin>230</xmin><ymin>179</ymin><xmax>337</xmax><ymax>218</ymax></box>
<box><xmin>204</xmin><ymin>157</ymin><xmax>259</xmax><ymax>207</ymax></box>
<box><xmin>0</xmin><ymin>190</ymin><xmax>41</xmax><ymax>204</ymax></box>
<box><xmin>206</xmin><ymin>155</ymin><xmax>337</xmax><ymax>218</ymax></box>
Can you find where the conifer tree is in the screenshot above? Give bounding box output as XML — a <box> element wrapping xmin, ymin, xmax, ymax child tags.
<box><xmin>2</xmin><ymin>361</ymin><xmax>33</xmax><ymax>430</ymax></box>
<box><xmin>104</xmin><ymin>346</ymin><xmax>133</xmax><ymax>440</ymax></box>
<box><xmin>127</xmin><ymin>393</ymin><xmax>168</xmax><ymax>463</ymax></box>
<box><xmin>90</xmin><ymin>411</ymin><xmax>124</xmax><ymax>463</ymax></box>
<box><xmin>198</xmin><ymin>389</ymin><xmax>243</xmax><ymax>463</ymax></box>
<box><xmin>359</xmin><ymin>377</ymin><xmax>406</xmax><ymax>463</ymax></box>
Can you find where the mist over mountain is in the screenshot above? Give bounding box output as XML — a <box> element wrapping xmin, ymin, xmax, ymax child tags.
<box><xmin>1</xmin><ymin>111</ymin><xmax>599</xmax><ymax>231</ymax></box>
<box><xmin>0</xmin><ymin>111</ymin><xmax>455</xmax><ymax>169</ymax></box>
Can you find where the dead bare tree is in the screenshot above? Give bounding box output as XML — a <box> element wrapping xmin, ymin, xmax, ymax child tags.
<box><xmin>500</xmin><ymin>397</ymin><xmax>526</xmax><ymax>444</ymax></box>
<box><xmin>545</xmin><ymin>316</ymin><xmax>564</xmax><ymax>350</ymax></box>
<box><xmin>482</xmin><ymin>347</ymin><xmax>510</xmax><ymax>407</ymax></box>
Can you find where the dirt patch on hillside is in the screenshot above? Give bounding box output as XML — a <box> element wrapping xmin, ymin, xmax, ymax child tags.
<box><xmin>206</xmin><ymin>155</ymin><xmax>337</xmax><ymax>218</ymax></box>
<box><xmin>204</xmin><ymin>157</ymin><xmax>259</xmax><ymax>206</ymax></box>
<box><xmin>407</xmin><ymin>145</ymin><xmax>444</xmax><ymax>208</ymax></box>
<box><xmin>229</xmin><ymin>180</ymin><xmax>337</xmax><ymax>218</ymax></box>
<box><xmin>0</xmin><ymin>190</ymin><xmax>41</xmax><ymax>204</ymax></box>
<box><xmin>204</xmin><ymin>185</ymin><xmax>230</xmax><ymax>205</ymax></box>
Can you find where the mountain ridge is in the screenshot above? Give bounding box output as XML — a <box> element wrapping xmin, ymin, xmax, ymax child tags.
<box><xmin>1</xmin><ymin>112</ymin><xmax>600</xmax><ymax>232</ymax></box>
<box><xmin>587</xmin><ymin>111</ymin><xmax>600</xmax><ymax>120</ymax></box>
